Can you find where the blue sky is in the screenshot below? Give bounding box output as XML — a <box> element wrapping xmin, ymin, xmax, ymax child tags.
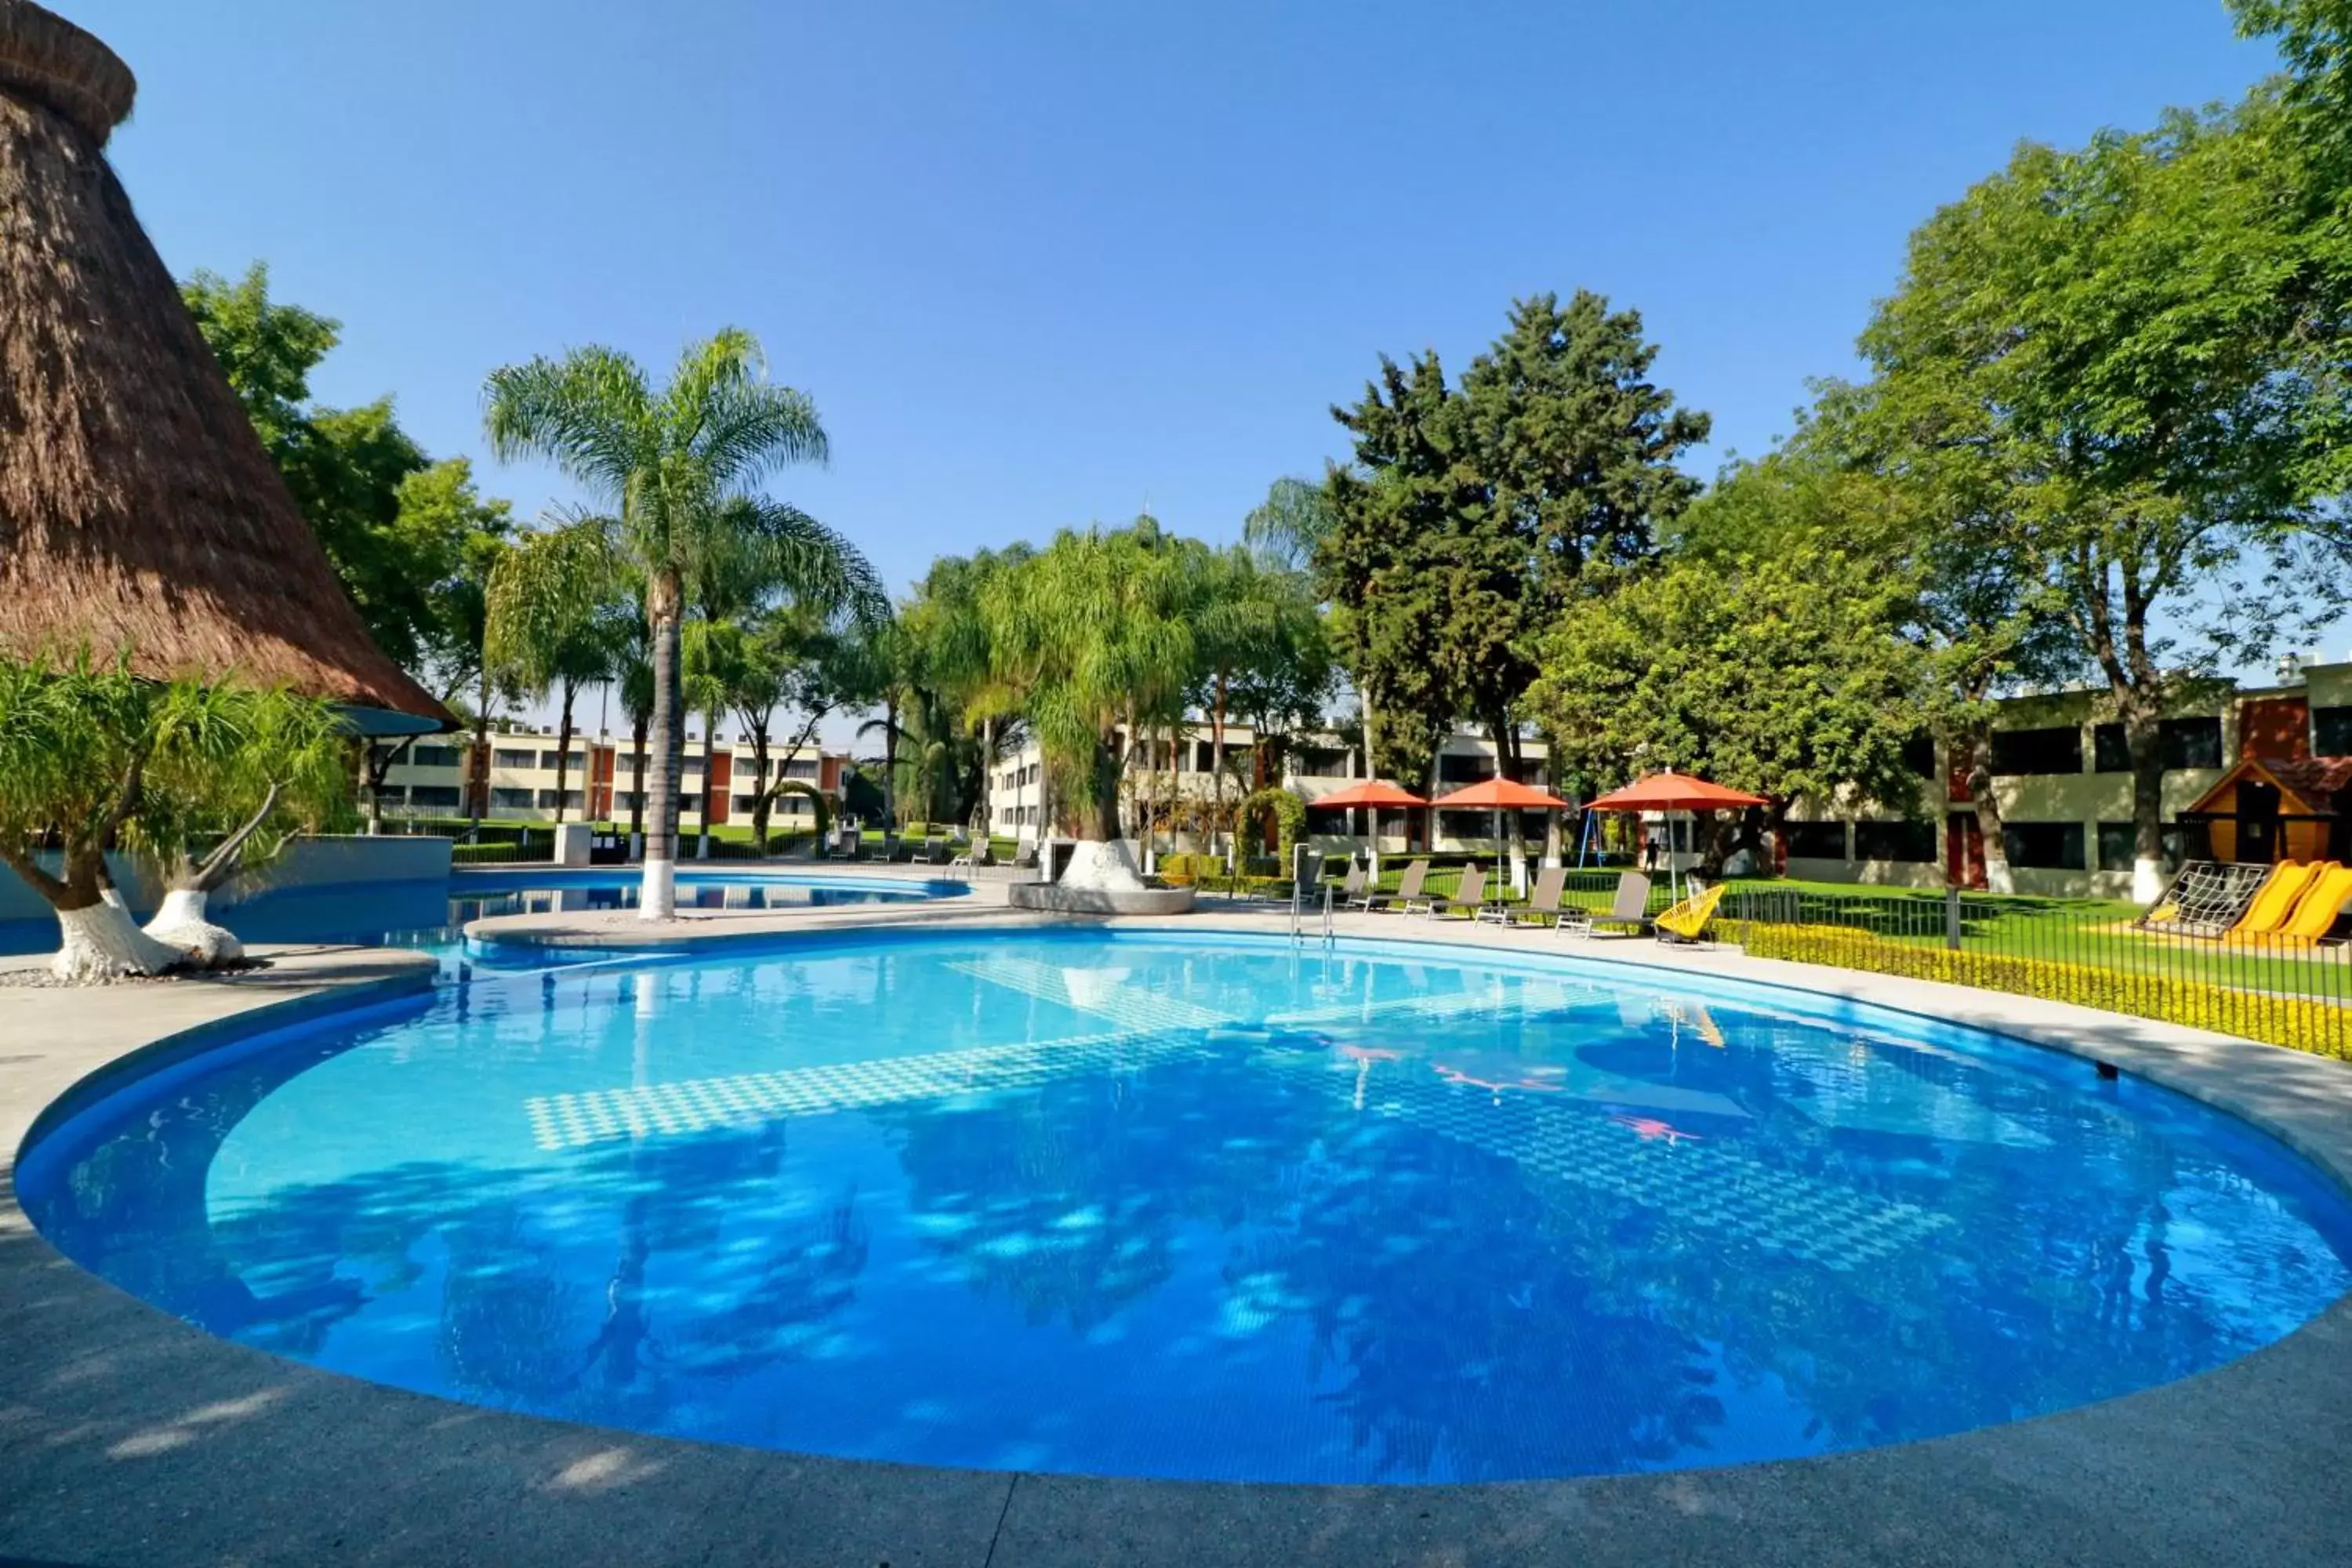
<box><xmin>87</xmin><ymin>0</ymin><xmax>2271</xmax><ymax>604</ymax></box>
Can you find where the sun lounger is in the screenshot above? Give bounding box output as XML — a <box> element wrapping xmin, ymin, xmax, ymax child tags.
<box><xmin>1415</xmin><ymin>865</ymin><xmax>1485</xmax><ymax>920</ymax></box>
<box><xmin>1334</xmin><ymin>862</ymin><xmax>1367</xmax><ymax>906</ymax></box>
<box><xmin>924</xmin><ymin>838</ymin><xmax>951</xmax><ymax>865</ymax></box>
<box><xmin>1495</xmin><ymin>866</ymin><xmax>1566</xmax><ymax>927</ymax></box>
<box><xmin>1011</xmin><ymin>840</ymin><xmax>1040</xmax><ymax>873</ymax></box>
<box><xmin>1562</xmin><ymin>870</ymin><xmax>1652</xmax><ymax>938</ymax></box>
<box><xmin>1356</xmin><ymin>858</ymin><xmax>1428</xmax><ymax>913</ymax></box>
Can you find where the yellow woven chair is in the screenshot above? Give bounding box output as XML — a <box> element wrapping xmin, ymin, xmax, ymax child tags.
<box><xmin>1654</xmin><ymin>884</ymin><xmax>1726</xmax><ymax>945</ymax></box>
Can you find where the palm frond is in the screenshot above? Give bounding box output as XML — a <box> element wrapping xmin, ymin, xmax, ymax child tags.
<box><xmin>481</xmin><ymin>349</ymin><xmax>652</xmax><ymax>495</ymax></box>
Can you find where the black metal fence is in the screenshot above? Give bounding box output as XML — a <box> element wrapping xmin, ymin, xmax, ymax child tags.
<box><xmin>1712</xmin><ymin>884</ymin><xmax>2351</xmax><ymax>1060</ymax></box>
<box><xmin>1345</xmin><ymin>862</ymin><xmax>2350</xmax><ymax>1058</ymax></box>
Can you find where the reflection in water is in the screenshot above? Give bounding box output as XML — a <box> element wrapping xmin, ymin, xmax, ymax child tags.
<box><xmin>20</xmin><ymin>934</ymin><xmax>2352</xmax><ymax>1483</ymax></box>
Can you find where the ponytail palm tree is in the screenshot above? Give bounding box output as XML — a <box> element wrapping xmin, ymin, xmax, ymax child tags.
<box><xmin>981</xmin><ymin>519</ymin><xmax>1196</xmax><ymax>887</ymax></box>
<box><xmin>484</xmin><ymin>329</ymin><xmax>879</xmax><ymax>916</ymax></box>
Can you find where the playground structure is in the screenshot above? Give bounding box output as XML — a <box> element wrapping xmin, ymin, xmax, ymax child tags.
<box><xmin>2142</xmin><ymin>858</ymin><xmax>2352</xmax><ymax>947</ymax></box>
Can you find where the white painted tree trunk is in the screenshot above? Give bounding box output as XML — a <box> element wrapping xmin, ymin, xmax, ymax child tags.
<box><xmin>641</xmin><ymin>855</ymin><xmax>677</xmax><ymax>920</ymax></box>
<box><xmin>2132</xmin><ymin>855</ymin><xmax>2165</xmax><ymax>906</ymax></box>
<box><xmin>1986</xmin><ymin>862</ymin><xmax>2017</xmax><ymax>896</ymax></box>
<box><xmin>53</xmin><ymin>901</ymin><xmax>188</xmax><ymax>982</ymax></box>
<box><xmin>142</xmin><ymin>887</ymin><xmax>245</xmax><ymax>966</ymax></box>
<box><xmin>1059</xmin><ymin>839</ymin><xmax>1147</xmax><ymax>893</ymax></box>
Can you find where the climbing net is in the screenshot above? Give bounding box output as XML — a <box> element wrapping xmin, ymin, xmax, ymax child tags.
<box><xmin>2138</xmin><ymin>860</ymin><xmax>2274</xmax><ymax>938</ymax></box>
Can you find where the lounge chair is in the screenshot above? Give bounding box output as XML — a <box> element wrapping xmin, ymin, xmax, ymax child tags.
<box><xmin>1357</xmin><ymin>858</ymin><xmax>1429</xmax><ymax>913</ymax></box>
<box><xmin>1414</xmin><ymin>865</ymin><xmax>1485</xmax><ymax>920</ymax></box>
<box><xmin>887</xmin><ymin>837</ymin><xmax>919</xmax><ymax>864</ymax></box>
<box><xmin>1011</xmin><ymin>840</ymin><xmax>1040</xmax><ymax>873</ymax></box>
<box><xmin>1331</xmin><ymin>862</ymin><xmax>1367</xmax><ymax>907</ymax></box>
<box><xmin>1495</xmin><ymin>866</ymin><xmax>1566</xmax><ymax>927</ymax></box>
<box><xmin>924</xmin><ymin>837</ymin><xmax>951</xmax><ymax>865</ymax></box>
<box><xmin>1654</xmin><ymin>883</ymin><xmax>1726</xmax><ymax>945</ymax></box>
<box><xmin>1562</xmin><ymin>870</ymin><xmax>1652</xmax><ymax>938</ymax></box>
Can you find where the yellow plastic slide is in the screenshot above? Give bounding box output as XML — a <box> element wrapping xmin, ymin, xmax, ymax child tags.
<box><xmin>2231</xmin><ymin>861</ymin><xmax>2320</xmax><ymax>938</ymax></box>
<box><xmin>2278</xmin><ymin>862</ymin><xmax>2352</xmax><ymax>946</ymax></box>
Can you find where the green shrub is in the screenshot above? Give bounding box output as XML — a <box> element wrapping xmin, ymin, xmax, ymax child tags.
<box><xmin>1732</xmin><ymin>922</ymin><xmax>2348</xmax><ymax>1059</ymax></box>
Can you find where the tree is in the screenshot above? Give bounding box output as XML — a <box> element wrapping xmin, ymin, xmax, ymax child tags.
<box><xmin>1323</xmin><ymin>354</ymin><xmax>1480</xmax><ymax>795</ymax></box>
<box><xmin>0</xmin><ymin>654</ymin><xmax>353</xmax><ymax>982</ymax></box>
<box><xmin>183</xmin><ymin>264</ymin><xmax>441</xmax><ymax>667</ymax></box>
<box><xmin>1860</xmin><ymin>101</ymin><xmax>2352</xmax><ymax>899</ymax></box>
<box><xmin>130</xmin><ymin>682</ymin><xmax>353</xmax><ymax>963</ymax></box>
<box><xmin>1192</xmin><ymin>543</ymin><xmax>1334</xmax><ymax>868</ymax></box>
<box><xmin>485</xmin><ymin>517</ymin><xmax>626</xmax><ymax>825</ymax></box>
<box><xmin>1673</xmin><ymin>424</ymin><xmax>2072</xmax><ymax>893</ymax></box>
<box><xmin>362</xmin><ymin>459</ymin><xmax>516</xmax><ymax>829</ymax></box>
<box><xmin>980</xmin><ymin>519</ymin><xmax>1196</xmax><ymax>887</ymax></box>
<box><xmin>1322</xmin><ymin>297</ymin><xmax>1710</xmax><ymax>882</ymax></box>
<box><xmin>901</xmin><ymin>546</ymin><xmax>1033</xmax><ymax>850</ymax></box>
<box><xmin>1525</xmin><ymin>547</ymin><xmax>1930</xmax><ymax>874</ymax></box>
<box><xmin>484</xmin><ymin>329</ymin><xmax>881</xmax><ymax>916</ymax></box>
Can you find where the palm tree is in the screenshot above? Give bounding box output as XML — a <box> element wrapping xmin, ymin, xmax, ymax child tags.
<box><xmin>485</xmin><ymin>516</ymin><xmax>626</xmax><ymax>825</ymax></box>
<box><xmin>980</xmin><ymin>518</ymin><xmax>1196</xmax><ymax>888</ymax></box>
<box><xmin>484</xmin><ymin>329</ymin><xmax>880</xmax><ymax>916</ymax></box>
<box><xmin>903</xmin><ymin>546</ymin><xmax>1033</xmax><ymax>850</ymax></box>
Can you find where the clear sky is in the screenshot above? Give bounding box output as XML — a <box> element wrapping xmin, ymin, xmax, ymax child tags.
<box><xmin>82</xmin><ymin>0</ymin><xmax>2274</xmax><ymax>605</ymax></box>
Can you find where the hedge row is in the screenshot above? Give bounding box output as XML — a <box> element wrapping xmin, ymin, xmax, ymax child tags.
<box><xmin>1729</xmin><ymin>922</ymin><xmax>2350</xmax><ymax>1060</ymax></box>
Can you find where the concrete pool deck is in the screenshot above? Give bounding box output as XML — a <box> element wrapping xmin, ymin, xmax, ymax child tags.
<box><xmin>4</xmin><ymin>879</ymin><xmax>2352</xmax><ymax>1566</ymax></box>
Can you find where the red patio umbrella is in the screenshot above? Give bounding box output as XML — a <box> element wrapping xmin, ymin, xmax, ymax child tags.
<box><xmin>1431</xmin><ymin>778</ymin><xmax>1573</xmax><ymax>894</ymax></box>
<box><xmin>1583</xmin><ymin>772</ymin><xmax>1767</xmax><ymax>812</ymax></box>
<box><xmin>1429</xmin><ymin>778</ymin><xmax>1571</xmax><ymax>810</ymax></box>
<box><xmin>1582</xmin><ymin>773</ymin><xmax>1768</xmax><ymax>905</ymax></box>
<box><xmin>1312</xmin><ymin>779</ymin><xmax>1432</xmax><ymax>809</ymax></box>
<box><xmin>1309</xmin><ymin>779</ymin><xmax>1429</xmax><ymax>878</ymax></box>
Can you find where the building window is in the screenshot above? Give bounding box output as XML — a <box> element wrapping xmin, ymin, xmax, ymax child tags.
<box><xmin>1855</xmin><ymin>819</ymin><xmax>1936</xmax><ymax>863</ymax></box>
<box><xmin>539</xmin><ymin>750</ymin><xmax>580</xmax><ymax>770</ymax></box>
<box><xmin>1783</xmin><ymin>820</ymin><xmax>1849</xmax><ymax>860</ymax></box>
<box><xmin>615</xmin><ymin>791</ymin><xmax>642</xmax><ymax>812</ymax></box>
<box><xmin>2097</xmin><ymin>822</ymin><xmax>2187</xmax><ymax>873</ymax></box>
<box><xmin>2003</xmin><ymin>821</ymin><xmax>2086</xmax><ymax>871</ymax></box>
<box><xmin>2160</xmin><ymin>717</ymin><xmax>2223</xmax><ymax>770</ymax></box>
<box><xmin>1295</xmin><ymin>746</ymin><xmax>1350</xmax><ymax>779</ymax></box>
<box><xmin>2092</xmin><ymin>723</ymin><xmax>2129</xmax><ymax>774</ymax></box>
<box><xmin>1304</xmin><ymin>805</ymin><xmax>1350</xmax><ymax>834</ymax></box>
<box><xmin>731</xmin><ymin>794</ymin><xmax>761</xmax><ymax>814</ymax></box>
<box><xmin>1436</xmin><ymin>753</ymin><xmax>1496</xmax><ymax>785</ymax></box>
<box><xmin>535</xmin><ymin>789</ymin><xmax>583</xmax><ymax>810</ymax></box>
<box><xmin>408</xmin><ymin>784</ymin><xmax>460</xmax><ymax>809</ymax></box>
<box><xmin>413</xmin><ymin>745</ymin><xmax>461</xmax><ymax>769</ymax></box>
<box><xmin>1900</xmin><ymin>732</ymin><xmax>1936</xmax><ymax>779</ymax></box>
<box><xmin>1990</xmin><ymin>726</ymin><xmax>2083</xmax><ymax>775</ymax></box>
<box><xmin>492</xmin><ymin>748</ymin><xmax>535</xmax><ymax>770</ymax></box>
<box><xmin>785</xmin><ymin>759</ymin><xmax>820</xmax><ymax>779</ymax></box>
<box><xmin>1436</xmin><ymin>809</ymin><xmax>1491</xmax><ymax>839</ymax></box>
<box><xmin>2317</xmin><ymin>706</ymin><xmax>2352</xmax><ymax>756</ymax></box>
<box><xmin>491</xmin><ymin>787</ymin><xmax>535</xmax><ymax>811</ymax></box>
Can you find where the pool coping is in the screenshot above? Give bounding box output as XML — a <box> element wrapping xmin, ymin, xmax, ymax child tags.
<box><xmin>3</xmin><ymin>899</ymin><xmax>2350</xmax><ymax>1566</ymax></box>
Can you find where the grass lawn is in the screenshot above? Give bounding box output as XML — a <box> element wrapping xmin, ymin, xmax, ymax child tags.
<box><xmin>1318</xmin><ymin>863</ymin><xmax>2347</xmax><ymax>1001</ymax></box>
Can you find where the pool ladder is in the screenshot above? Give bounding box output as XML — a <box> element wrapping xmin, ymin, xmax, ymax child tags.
<box><xmin>1290</xmin><ymin>880</ymin><xmax>1335</xmax><ymax>949</ymax></box>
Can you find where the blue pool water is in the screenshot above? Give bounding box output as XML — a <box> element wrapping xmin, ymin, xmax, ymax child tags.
<box><xmin>20</xmin><ymin>929</ymin><xmax>2352</xmax><ymax>1483</ymax></box>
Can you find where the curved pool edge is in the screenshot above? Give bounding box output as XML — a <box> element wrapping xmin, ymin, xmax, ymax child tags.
<box><xmin>5</xmin><ymin>910</ymin><xmax>2352</xmax><ymax>1566</ymax></box>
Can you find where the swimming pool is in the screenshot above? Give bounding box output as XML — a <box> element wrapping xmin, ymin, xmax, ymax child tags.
<box><xmin>0</xmin><ymin>867</ymin><xmax>962</xmax><ymax>971</ymax></box>
<box><xmin>19</xmin><ymin>927</ymin><xmax>2352</xmax><ymax>1484</ymax></box>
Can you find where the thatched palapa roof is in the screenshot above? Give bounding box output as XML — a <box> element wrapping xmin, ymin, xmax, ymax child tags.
<box><xmin>0</xmin><ymin>0</ymin><xmax>448</xmax><ymax>732</ymax></box>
